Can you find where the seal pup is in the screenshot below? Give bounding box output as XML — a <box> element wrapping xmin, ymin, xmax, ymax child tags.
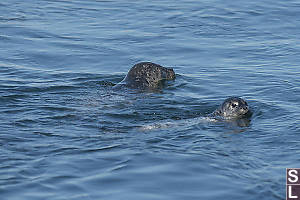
<box><xmin>211</xmin><ymin>97</ymin><xmax>251</xmax><ymax>119</ymax></box>
<box><xmin>115</xmin><ymin>62</ymin><xmax>175</xmax><ymax>90</ymax></box>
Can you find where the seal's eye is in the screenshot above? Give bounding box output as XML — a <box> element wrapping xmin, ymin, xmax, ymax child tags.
<box><xmin>231</xmin><ymin>102</ymin><xmax>238</xmax><ymax>108</ymax></box>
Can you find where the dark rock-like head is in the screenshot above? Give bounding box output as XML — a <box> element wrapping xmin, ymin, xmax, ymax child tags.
<box><xmin>121</xmin><ymin>62</ymin><xmax>175</xmax><ymax>89</ymax></box>
<box><xmin>213</xmin><ymin>97</ymin><xmax>250</xmax><ymax>119</ymax></box>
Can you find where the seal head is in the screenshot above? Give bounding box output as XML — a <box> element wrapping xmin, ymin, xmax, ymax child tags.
<box><xmin>213</xmin><ymin>97</ymin><xmax>250</xmax><ymax>119</ymax></box>
<box><xmin>119</xmin><ymin>62</ymin><xmax>175</xmax><ymax>90</ymax></box>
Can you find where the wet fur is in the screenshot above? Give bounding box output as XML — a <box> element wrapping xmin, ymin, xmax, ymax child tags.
<box><xmin>116</xmin><ymin>62</ymin><xmax>175</xmax><ymax>90</ymax></box>
<box><xmin>212</xmin><ymin>97</ymin><xmax>250</xmax><ymax>119</ymax></box>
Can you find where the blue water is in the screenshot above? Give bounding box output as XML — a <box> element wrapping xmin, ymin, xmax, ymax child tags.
<box><xmin>1</xmin><ymin>0</ymin><xmax>300</xmax><ymax>199</ymax></box>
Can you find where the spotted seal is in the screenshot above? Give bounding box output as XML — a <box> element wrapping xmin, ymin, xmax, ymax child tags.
<box><xmin>139</xmin><ymin>97</ymin><xmax>252</xmax><ymax>131</ymax></box>
<box><xmin>212</xmin><ymin>97</ymin><xmax>251</xmax><ymax>119</ymax></box>
<box><xmin>115</xmin><ymin>62</ymin><xmax>175</xmax><ymax>90</ymax></box>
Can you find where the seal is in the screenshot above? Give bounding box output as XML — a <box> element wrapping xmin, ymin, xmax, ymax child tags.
<box><xmin>115</xmin><ymin>62</ymin><xmax>175</xmax><ymax>90</ymax></box>
<box><xmin>139</xmin><ymin>97</ymin><xmax>251</xmax><ymax>131</ymax></box>
<box><xmin>212</xmin><ymin>97</ymin><xmax>250</xmax><ymax>119</ymax></box>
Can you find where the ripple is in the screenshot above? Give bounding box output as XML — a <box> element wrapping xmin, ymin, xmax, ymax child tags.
<box><xmin>14</xmin><ymin>85</ymin><xmax>79</xmax><ymax>93</ymax></box>
<box><xmin>0</xmin><ymin>94</ymin><xmax>30</xmax><ymax>103</ymax></box>
<box><xmin>0</xmin><ymin>16</ymin><xmax>26</xmax><ymax>22</ymax></box>
<box><xmin>81</xmin><ymin>144</ymin><xmax>123</xmax><ymax>154</ymax></box>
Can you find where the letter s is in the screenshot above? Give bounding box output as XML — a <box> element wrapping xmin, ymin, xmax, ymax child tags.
<box><xmin>288</xmin><ymin>170</ymin><xmax>299</xmax><ymax>183</ymax></box>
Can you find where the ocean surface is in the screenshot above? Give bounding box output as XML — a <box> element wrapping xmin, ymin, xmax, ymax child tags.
<box><xmin>1</xmin><ymin>0</ymin><xmax>300</xmax><ymax>199</ymax></box>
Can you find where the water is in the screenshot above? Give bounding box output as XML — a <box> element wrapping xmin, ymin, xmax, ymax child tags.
<box><xmin>1</xmin><ymin>0</ymin><xmax>300</xmax><ymax>199</ymax></box>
